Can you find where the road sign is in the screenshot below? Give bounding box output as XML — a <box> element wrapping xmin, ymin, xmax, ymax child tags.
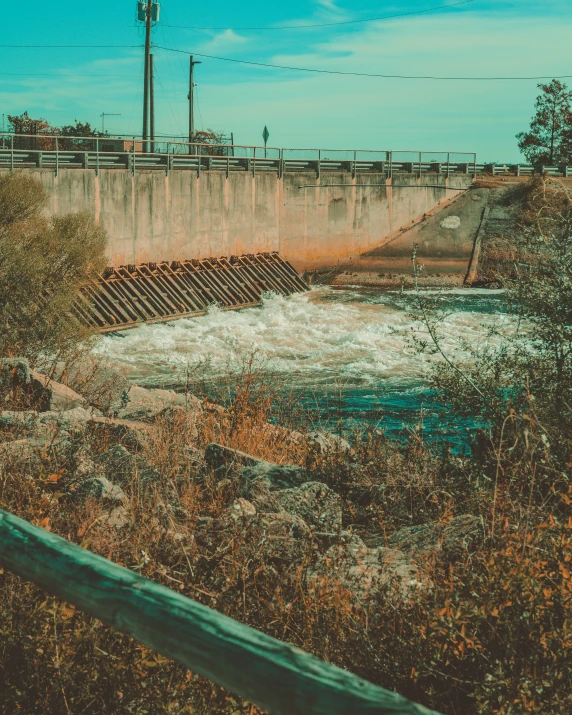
<box><xmin>262</xmin><ymin>126</ymin><xmax>269</xmax><ymax>145</ymax></box>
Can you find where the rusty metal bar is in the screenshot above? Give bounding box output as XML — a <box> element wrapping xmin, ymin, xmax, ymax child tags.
<box><xmin>77</xmin><ymin>253</ymin><xmax>309</xmax><ymax>333</ymax></box>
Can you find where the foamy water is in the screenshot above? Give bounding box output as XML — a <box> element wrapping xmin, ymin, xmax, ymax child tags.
<box><xmin>94</xmin><ymin>286</ymin><xmax>510</xmax><ymax>394</ymax></box>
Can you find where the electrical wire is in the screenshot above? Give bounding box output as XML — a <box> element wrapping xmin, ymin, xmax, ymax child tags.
<box><xmin>0</xmin><ymin>71</ymin><xmax>134</xmax><ymax>77</ymax></box>
<box><xmin>164</xmin><ymin>0</ymin><xmax>477</xmax><ymax>31</ymax></box>
<box><xmin>154</xmin><ymin>45</ymin><xmax>572</xmax><ymax>81</ymax></box>
<box><xmin>0</xmin><ymin>44</ymin><xmax>141</xmax><ymax>48</ymax></box>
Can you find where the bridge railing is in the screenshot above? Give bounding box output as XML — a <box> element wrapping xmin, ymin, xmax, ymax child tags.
<box><xmin>0</xmin><ymin>507</ymin><xmax>439</xmax><ymax>715</ymax></box>
<box><xmin>0</xmin><ymin>132</ymin><xmax>477</xmax><ymax>178</ymax></box>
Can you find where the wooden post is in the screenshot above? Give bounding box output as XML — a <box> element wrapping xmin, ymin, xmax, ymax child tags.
<box><xmin>464</xmin><ymin>206</ymin><xmax>490</xmax><ymax>286</ymax></box>
<box><xmin>0</xmin><ymin>508</ymin><xmax>439</xmax><ymax>715</ymax></box>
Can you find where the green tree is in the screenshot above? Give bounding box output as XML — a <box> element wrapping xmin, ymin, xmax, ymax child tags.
<box><xmin>516</xmin><ymin>80</ymin><xmax>572</xmax><ymax>165</ymax></box>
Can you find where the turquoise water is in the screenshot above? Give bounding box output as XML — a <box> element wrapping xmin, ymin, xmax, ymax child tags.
<box><xmin>95</xmin><ymin>286</ymin><xmax>509</xmax><ymax>447</ymax></box>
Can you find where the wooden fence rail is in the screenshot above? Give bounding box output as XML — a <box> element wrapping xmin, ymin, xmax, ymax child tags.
<box><xmin>0</xmin><ymin>508</ymin><xmax>440</xmax><ymax>715</ymax></box>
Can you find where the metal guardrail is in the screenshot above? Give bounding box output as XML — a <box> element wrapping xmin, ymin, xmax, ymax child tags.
<box><xmin>0</xmin><ymin>507</ymin><xmax>441</xmax><ymax>714</ymax></box>
<box><xmin>0</xmin><ymin>132</ymin><xmax>476</xmax><ymax>178</ymax></box>
<box><xmin>482</xmin><ymin>163</ymin><xmax>572</xmax><ymax>177</ymax></box>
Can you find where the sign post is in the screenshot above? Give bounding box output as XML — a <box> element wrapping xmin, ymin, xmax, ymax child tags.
<box><xmin>262</xmin><ymin>125</ymin><xmax>269</xmax><ymax>158</ymax></box>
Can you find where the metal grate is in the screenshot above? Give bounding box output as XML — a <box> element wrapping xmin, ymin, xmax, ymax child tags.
<box><xmin>72</xmin><ymin>252</ymin><xmax>309</xmax><ymax>333</ymax></box>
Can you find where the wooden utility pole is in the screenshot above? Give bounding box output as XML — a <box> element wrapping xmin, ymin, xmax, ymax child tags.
<box><xmin>188</xmin><ymin>55</ymin><xmax>202</xmax><ymax>151</ymax></box>
<box><xmin>142</xmin><ymin>0</ymin><xmax>153</xmax><ymax>152</ymax></box>
<box><xmin>150</xmin><ymin>53</ymin><xmax>155</xmax><ymax>153</ymax></box>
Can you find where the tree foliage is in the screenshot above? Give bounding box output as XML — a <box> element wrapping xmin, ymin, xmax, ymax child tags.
<box><xmin>0</xmin><ymin>172</ymin><xmax>107</xmax><ymax>360</ymax></box>
<box><xmin>516</xmin><ymin>80</ymin><xmax>572</xmax><ymax>165</ymax></box>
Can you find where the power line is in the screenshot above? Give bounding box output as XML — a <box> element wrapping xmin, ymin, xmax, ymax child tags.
<box><xmin>0</xmin><ymin>44</ymin><xmax>140</xmax><ymax>48</ymax></box>
<box><xmin>0</xmin><ymin>71</ymin><xmax>134</xmax><ymax>77</ymax></box>
<box><xmin>164</xmin><ymin>0</ymin><xmax>477</xmax><ymax>31</ymax></box>
<box><xmin>2</xmin><ymin>41</ymin><xmax>571</xmax><ymax>82</ymax></box>
<box><xmin>154</xmin><ymin>46</ymin><xmax>572</xmax><ymax>81</ymax></box>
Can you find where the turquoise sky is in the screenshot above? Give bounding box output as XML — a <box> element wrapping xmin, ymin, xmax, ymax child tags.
<box><xmin>2</xmin><ymin>1</ymin><xmax>571</xmax><ymax>160</ymax></box>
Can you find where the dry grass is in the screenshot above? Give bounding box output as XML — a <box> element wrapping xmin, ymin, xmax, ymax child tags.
<box><xmin>1</xmin><ymin>371</ymin><xmax>570</xmax><ymax>714</ymax></box>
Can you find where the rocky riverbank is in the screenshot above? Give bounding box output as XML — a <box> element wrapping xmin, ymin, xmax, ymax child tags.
<box><xmin>1</xmin><ymin>357</ymin><xmax>480</xmax><ymax>605</ymax></box>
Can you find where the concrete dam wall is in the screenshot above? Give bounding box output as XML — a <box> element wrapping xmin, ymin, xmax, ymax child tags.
<box><xmin>8</xmin><ymin>168</ymin><xmax>472</xmax><ymax>271</ymax></box>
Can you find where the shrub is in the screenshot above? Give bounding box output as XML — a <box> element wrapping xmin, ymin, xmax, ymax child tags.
<box><xmin>0</xmin><ymin>172</ymin><xmax>107</xmax><ymax>361</ymax></box>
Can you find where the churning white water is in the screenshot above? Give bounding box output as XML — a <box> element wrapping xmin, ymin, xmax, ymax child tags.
<box><xmin>94</xmin><ymin>286</ymin><xmax>509</xmax><ymax>391</ymax></box>
<box><xmin>93</xmin><ymin>286</ymin><xmax>511</xmax><ymax>441</ymax></box>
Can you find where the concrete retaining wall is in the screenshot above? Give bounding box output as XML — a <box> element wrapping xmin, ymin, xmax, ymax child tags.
<box><xmin>4</xmin><ymin>168</ymin><xmax>471</xmax><ymax>270</ymax></box>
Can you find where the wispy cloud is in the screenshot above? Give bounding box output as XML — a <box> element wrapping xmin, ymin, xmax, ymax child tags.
<box><xmin>199</xmin><ymin>29</ymin><xmax>249</xmax><ymax>53</ymax></box>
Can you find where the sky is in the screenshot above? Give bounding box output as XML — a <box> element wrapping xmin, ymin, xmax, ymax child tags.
<box><xmin>1</xmin><ymin>1</ymin><xmax>572</xmax><ymax>161</ymax></box>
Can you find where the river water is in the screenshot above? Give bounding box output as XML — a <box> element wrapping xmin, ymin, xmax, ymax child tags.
<box><xmin>94</xmin><ymin>286</ymin><xmax>509</xmax><ymax>447</ymax></box>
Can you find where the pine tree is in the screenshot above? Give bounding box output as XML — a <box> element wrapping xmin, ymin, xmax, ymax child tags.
<box><xmin>516</xmin><ymin>80</ymin><xmax>572</xmax><ymax>165</ymax></box>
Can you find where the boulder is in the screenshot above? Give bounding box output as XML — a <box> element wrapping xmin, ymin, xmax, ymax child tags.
<box><xmin>104</xmin><ymin>506</ymin><xmax>129</xmax><ymax>529</ymax></box>
<box><xmin>29</xmin><ymin>370</ymin><xmax>86</xmax><ymax>412</ymax></box>
<box><xmin>72</xmin><ymin>448</ymin><xmax>101</xmax><ymax>480</ymax></box>
<box><xmin>240</xmin><ymin>461</ymin><xmax>308</xmax><ymax>496</ymax></box>
<box><xmin>256</xmin><ymin>481</ymin><xmax>343</xmax><ymax>532</ymax></box>
<box><xmin>113</xmin><ymin>385</ymin><xmax>202</xmax><ymax>422</ymax></box>
<box><xmin>307</xmin><ymin>535</ymin><xmax>427</xmax><ymax>603</ymax></box>
<box><xmin>0</xmin><ymin>410</ymin><xmax>39</xmax><ymax>431</ymax></box>
<box><xmin>76</xmin><ymin>476</ymin><xmax>125</xmax><ymax>502</ymax></box>
<box><xmin>256</xmin><ymin>511</ymin><xmax>311</xmax><ymax>561</ymax></box>
<box><xmin>225</xmin><ymin>498</ymin><xmax>257</xmax><ymax>522</ymax></box>
<box><xmin>0</xmin><ymin>438</ymin><xmax>44</xmax><ymax>469</ymax></box>
<box><xmin>94</xmin><ymin>444</ymin><xmax>159</xmax><ymax>487</ymax></box>
<box><xmin>308</xmin><ymin>430</ymin><xmax>351</xmax><ymax>455</ymax></box>
<box><xmin>205</xmin><ymin>443</ymin><xmax>263</xmax><ymax>471</ymax></box>
<box><xmin>87</xmin><ymin>416</ymin><xmax>152</xmax><ymax>450</ymax></box>
<box><xmin>388</xmin><ymin>515</ymin><xmax>483</xmax><ymax>558</ymax></box>
<box><xmin>1</xmin><ymin>408</ymin><xmax>98</xmax><ymax>442</ymax></box>
<box><xmin>38</xmin><ymin>407</ymin><xmax>98</xmax><ymax>434</ymax></box>
<box><xmin>204</xmin><ymin>443</ymin><xmax>309</xmax><ymax>494</ymax></box>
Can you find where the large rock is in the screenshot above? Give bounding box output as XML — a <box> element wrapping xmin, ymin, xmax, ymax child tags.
<box><xmin>388</xmin><ymin>515</ymin><xmax>483</xmax><ymax>558</ymax></box>
<box><xmin>204</xmin><ymin>443</ymin><xmax>309</xmax><ymax>494</ymax></box>
<box><xmin>255</xmin><ymin>511</ymin><xmax>311</xmax><ymax>561</ymax></box>
<box><xmin>307</xmin><ymin>430</ymin><xmax>351</xmax><ymax>455</ymax></box>
<box><xmin>113</xmin><ymin>385</ymin><xmax>202</xmax><ymax>422</ymax></box>
<box><xmin>307</xmin><ymin>535</ymin><xmax>427</xmax><ymax>603</ymax></box>
<box><xmin>87</xmin><ymin>416</ymin><xmax>152</xmax><ymax>450</ymax></box>
<box><xmin>1</xmin><ymin>407</ymin><xmax>96</xmax><ymax>439</ymax></box>
<box><xmin>104</xmin><ymin>506</ymin><xmax>129</xmax><ymax>529</ymax></box>
<box><xmin>214</xmin><ymin>499</ymin><xmax>310</xmax><ymax>561</ymax></box>
<box><xmin>94</xmin><ymin>444</ymin><xmax>159</xmax><ymax>487</ymax></box>
<box><xmin>0</xmin><ymin>438</ymin><xmax>44</xmax><ymax>469</ymax></box>
<box><xmin>224</xmin><ymin>498</ymin><xmax>257</xmax><ymax>522</ymax></box>
<box><xmin>256</xmin><ymin>481</ymin><xmax>343</xmax><ymax>532</ymax></box>
<box><xmin>38</xmin><ymin>407</ymin><xmax>98</xmax><ymax>434</ymax></box>
<box><xmin>0</xmin><ymin>410</ymin><xmax>39</xmax><ymax>431</ymax></box>
<box><xmin>241</xmin><ymin>461</ymin><xmax>308</xmax><ymax>496</ymax></box>
<box><xmin>29</xmin><ymin>370</ymin><xmax>86</xmax><ymax>412</ymax></box>
<box><xmin>205</xmin><ymin>443</ymin><xmax>263</xmax><ymax>471</ymax></box>
<box><xmin>76</xmin><ymin>476</ymin><xmax>125</xmax><ymax>502</ymax></box>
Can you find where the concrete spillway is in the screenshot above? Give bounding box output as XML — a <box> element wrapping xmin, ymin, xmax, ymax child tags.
<box><xmin>10</xmin><ymin>168</ymin><xmax>472</xmax><ymax>273</ymax></box>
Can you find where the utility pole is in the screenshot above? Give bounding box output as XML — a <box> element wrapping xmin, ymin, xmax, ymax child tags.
<box><xmin>149</xmin><ymin>53</ymin><xmax>155</xmax><ymax>153</ymax></box>
<box><xmin>188</xmin><ymin>55</ymin><xmax>201</xmax><ymax>152</ymax></box>
<box><xmin>142</xmin><ymin>0</ymin><xmax>152</xmax><ymax>153</ymax></box>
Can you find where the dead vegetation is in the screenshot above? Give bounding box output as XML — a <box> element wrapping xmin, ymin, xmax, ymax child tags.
<box><xmin>0</xmin><ymin>355</ymin><xmax>570</xmax><ymax>715</ymax></box>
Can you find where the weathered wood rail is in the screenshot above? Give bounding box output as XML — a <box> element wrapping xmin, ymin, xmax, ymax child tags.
<box><xmin>0</xmin><ymin>508</ymin><xmax>440</xmax><ymax>715</ymax></box>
